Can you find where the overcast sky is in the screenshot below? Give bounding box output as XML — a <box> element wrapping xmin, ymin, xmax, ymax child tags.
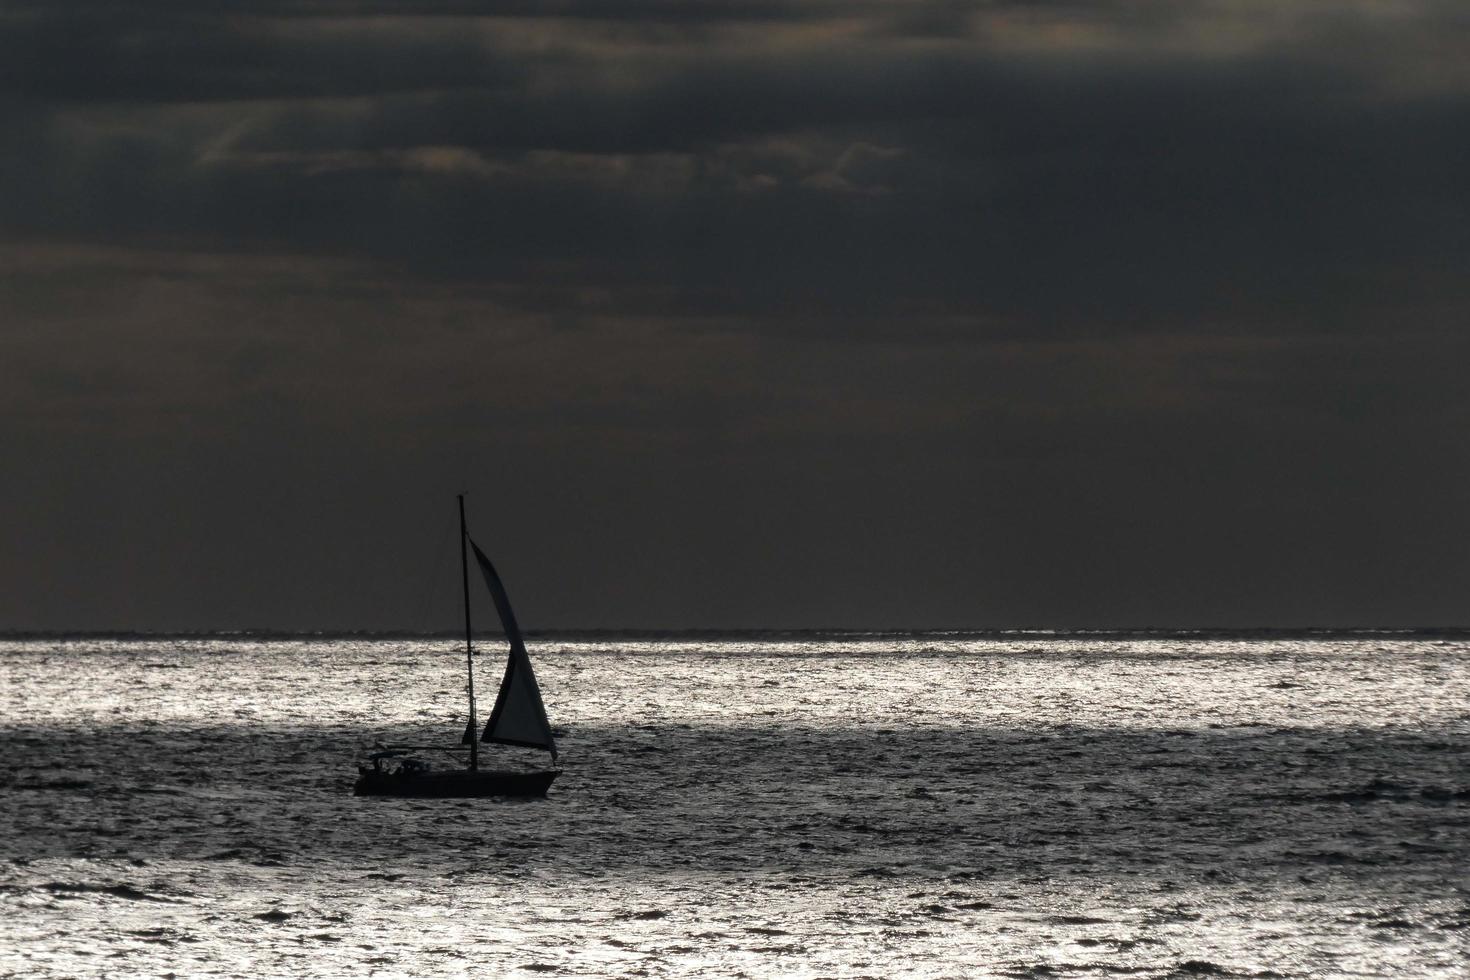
<box><xmin>2</xmin><ymin>1</ymin><xmax>1467</xmax><ymax>630</ymax></box>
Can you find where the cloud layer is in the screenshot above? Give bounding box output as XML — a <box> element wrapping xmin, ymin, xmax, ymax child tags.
<box><xmin>3</xmin><ymin>1</ymin><xmax>1467</xmax><ymax>628</ymax></box>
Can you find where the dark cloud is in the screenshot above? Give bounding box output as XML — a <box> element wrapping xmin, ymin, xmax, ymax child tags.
<box><xmin>2</xmin><ymin>1</ymin><xmax>1467</xmax><ymax>628</ymax></box>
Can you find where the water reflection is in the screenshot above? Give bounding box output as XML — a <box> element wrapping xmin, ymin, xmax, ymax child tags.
<box><xmin>1</xmin><ymin>636</ymin><xmax>1467</xmax><ymax>977</ymax></box>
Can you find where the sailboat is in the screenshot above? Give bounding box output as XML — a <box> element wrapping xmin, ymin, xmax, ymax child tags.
<box><xmin>353</xmin><ymin>495</ymin><xmax>560</xmax><ymax>798</ymax></box>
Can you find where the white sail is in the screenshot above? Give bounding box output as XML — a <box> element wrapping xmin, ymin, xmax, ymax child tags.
<box><xmin>469</xmin><ymin>539</ymin><xmax>558</xmax><ymax>759</ymax></box>
<box><xmin>486</xmin><ymin>646</ymin><xmax>556</xmax><ymax>752</ymax></box>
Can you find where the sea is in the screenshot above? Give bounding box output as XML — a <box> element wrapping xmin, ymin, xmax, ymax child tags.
<box><xmin>2</xmin><ymin>632</ymin><xmax>1467</xmax><ymax>978</ymax></box>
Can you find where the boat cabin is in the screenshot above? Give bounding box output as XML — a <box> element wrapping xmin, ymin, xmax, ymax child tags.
<box><xmin>360</xmin><ymin>748</ymin><xmax>444</xmax><ymax>777</ymax></box>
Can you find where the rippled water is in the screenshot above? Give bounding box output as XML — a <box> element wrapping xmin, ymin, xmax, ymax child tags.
<box><xmin>2</xmin><ymin>633</ymin><xmax>1469</xmax><ymax>978</ymax></box>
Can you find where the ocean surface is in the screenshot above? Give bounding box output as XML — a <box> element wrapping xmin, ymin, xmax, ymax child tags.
<box><xmin>2</xmin><ymin>632</ymin><xmax>1468</xmax><ymax>978</ymax></box>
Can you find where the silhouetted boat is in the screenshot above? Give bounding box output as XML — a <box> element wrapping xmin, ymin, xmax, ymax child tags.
<box><xmin>354</xmin><ymin>495</ymin><xmax>560</xmax><ymax>798</ymax></box>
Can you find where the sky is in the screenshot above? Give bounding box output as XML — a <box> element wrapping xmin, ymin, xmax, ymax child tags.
<box><xmin>2</xmin><ymin>1</ymin><xmax>1468</xmax><ymax>630</ymax></box>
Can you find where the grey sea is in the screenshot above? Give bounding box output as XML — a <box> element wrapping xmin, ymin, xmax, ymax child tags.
<box><xmin>2</xmin><ymin>632</ymin><xmax>1468</xmax><ymax>978</ymax></box>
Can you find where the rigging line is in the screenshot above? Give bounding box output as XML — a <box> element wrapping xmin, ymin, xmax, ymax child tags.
<box><xmin>411</xmin><ymin>505</ymin><xmax>457</xmax><ymax>634</ymax></box>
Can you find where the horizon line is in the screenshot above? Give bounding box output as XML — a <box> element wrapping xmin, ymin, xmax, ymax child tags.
<box><xmin>3</xmin><ymin>626</ymin><xmax>1468</xmax><ymax>640</ymax></box>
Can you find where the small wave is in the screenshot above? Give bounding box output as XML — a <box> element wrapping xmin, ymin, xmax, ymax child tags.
<box><xmin>125</xmin><ymin>927</ymin><xmax>198</xmax><ymax>946</ymax></box>
<box><xmin>1370</xmin><ymin>919</ymin><xmax>1416</xmax><ymax>930</ymax></box>
<box><xmin>8</xmin><ymin>778</ymin><xmax>93</xmax><ymax>791</ymax></box>
<box><xmin>1266</xmin><ymin>778</ymin><xmax>1470</xmax><ymax>805</ymax></box>
<box><xmin>205</xmin><ymin>849</ymin><xmax>247</xmax><ymax>861</ymax></box>
<box><xmin>1307</xmin><ymin>780</ymin><xmax>1470</xmax><ymax>804</ymax></box>
<box><xmin>40</xmin><ymin>882</ymin><xmax>183</xmax><ymax>903</ymax></box>
<box><xmin>1282</xmin><ymin>849</ymin><xmax>1377</xmax><ymax>866</ymax></box>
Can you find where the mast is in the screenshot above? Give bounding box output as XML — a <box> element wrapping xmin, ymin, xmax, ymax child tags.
<box><xmin>459</xmin><ymin>494</ymin><xmax>478</xmax><ymax>772</ymax></box>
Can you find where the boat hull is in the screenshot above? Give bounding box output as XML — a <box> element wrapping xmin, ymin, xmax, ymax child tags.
<box><xmin>353</xmin><ymin>769</ymin><xmax>558</xmax><ymax>798</ymax></box>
